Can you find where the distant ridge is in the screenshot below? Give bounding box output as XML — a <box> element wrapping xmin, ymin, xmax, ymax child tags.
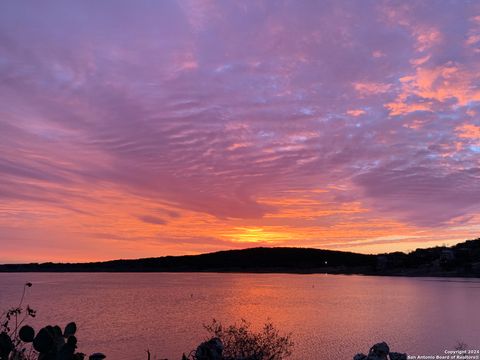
<box><xmin>1</xmin><ymin>238</ymin><xmax>479</xmax><ymax>277</ymax></box>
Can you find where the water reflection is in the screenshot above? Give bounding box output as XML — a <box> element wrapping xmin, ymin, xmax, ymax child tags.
<box><xmin>0</xmin><ymin>273</ymin><xmax>479</xmax><ymax>360</ymax></box>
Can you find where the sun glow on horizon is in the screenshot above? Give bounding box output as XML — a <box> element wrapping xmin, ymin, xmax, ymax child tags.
<box><xmin>0</xmin><ymin>1</ymin><xmax>479</xmax><ymax>263</ymax></box>
<box><xmin>226</xmin><ymin>227</ymin><xmax>294</xmax><ymax>244</ymax></box>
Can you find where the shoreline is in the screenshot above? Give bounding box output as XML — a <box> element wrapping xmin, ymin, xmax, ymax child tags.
<box><xmin>1</xmin><ymin>239</ymin><xmax>479</xmax><ymax>277</ymax></box>
<box><xmin>0</xmin><ymin>269</ymin><xmax>479</xmax><ymax>279</ymax></box>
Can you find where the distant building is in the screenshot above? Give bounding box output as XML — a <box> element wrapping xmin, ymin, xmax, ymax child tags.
<box><xmin>440</xmin><ymin>249</ymin><xmax>455</xmax><ymax>262</ymax></box>
<box><xmin>440</xmin><ymin>249</ymin><xmax>455</xmax><ymax>269</ymax></box>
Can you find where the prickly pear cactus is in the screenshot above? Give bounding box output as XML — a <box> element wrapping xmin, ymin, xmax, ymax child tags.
<box><xmin>33</xmin><ymin>327</ymin><xmax>54</xmax><ymax>354</ymax></box>
<box><xmin>0</xmin><ymin>332</ymin><xmax>13</xmax><ymax>360</ymax></box>
<box><xmin>19</xmin><ymin>325</ymin><xmax>35</xmax><ymax>343</ymax></box>
<box><xmin>64</xmin><ymin>323</ymin><xmax>77</xmax><ymax>338</ymax></box>
<box><xmin>56</xmin><ymin>335</ymin><xmax>77</xmax><ymax>360</ymax></box>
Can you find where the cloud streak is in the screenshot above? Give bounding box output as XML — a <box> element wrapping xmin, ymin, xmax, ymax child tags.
<box><xmin>0</xmin><ymin>0</ymin><xmax>479</xmax><ymax>262</ymax></box>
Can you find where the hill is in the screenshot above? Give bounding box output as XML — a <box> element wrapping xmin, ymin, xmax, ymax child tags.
<box><xmin>0</xmin><ymin>238</ymin><xmax>479</xmax><ymax>277</ymax></box>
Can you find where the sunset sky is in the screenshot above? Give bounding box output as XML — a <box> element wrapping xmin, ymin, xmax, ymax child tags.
<box><xmin>1</xmin><ymin>1</ymin><xmax>479</xmax><ymax>263</ymax></box>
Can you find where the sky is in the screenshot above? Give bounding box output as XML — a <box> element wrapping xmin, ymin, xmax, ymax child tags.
<box><xmin>0</xmin><ymin>0</ymin><xmax>479</xmax><ymax>263</ymax></box>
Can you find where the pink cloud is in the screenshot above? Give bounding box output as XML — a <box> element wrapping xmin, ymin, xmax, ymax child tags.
<box><xmin>353</xmin><ymin>82</ymin><xmax>392</xmax><ymax>96</ymax></box>
<box><xmin>386</xmin><ymin>63</ymin><xmax>480</xmax><ymax>115</ymax></box>
<box><xmin>346</xmin><ymin>109</ymin><xmax>366</xmax><ymax>117</ymax></box>
<box><xmin>0</xmin><ymin>0</ymin><xmax>479</xmax><ymax>261</ymax></box>
<box><xmin>456</xmin><ymin>124</ymin><xmax>480</xmax><ymax>139</ymax></box>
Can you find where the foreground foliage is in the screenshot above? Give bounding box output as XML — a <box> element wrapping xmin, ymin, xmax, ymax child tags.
<box><xmin>0</xmin><ymin>283</ymin><xmax>103</xmax><ymax>360</ymax></box>
<box><xmin>183</xmin><ymin>319</ymin><xmax>294</xmax><ymax>360</ymax></box>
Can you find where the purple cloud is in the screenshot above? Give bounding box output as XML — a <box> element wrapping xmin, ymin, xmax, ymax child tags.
<box><xmin>0</xmin><ymin>0</ymin><xmax>479</xmax><ymax>260</ymax></box>
<box><xmin>138</xmin><ymin>215</ymin><xmax>167</xmax><ymax>225</ymax></box>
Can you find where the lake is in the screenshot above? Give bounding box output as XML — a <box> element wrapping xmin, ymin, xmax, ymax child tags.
<box><xmin>0</xmin><ymin>273</ymin><xmax>479</xmax><ymax>359</ymax></box>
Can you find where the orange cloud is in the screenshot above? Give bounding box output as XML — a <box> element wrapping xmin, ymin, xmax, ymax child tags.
<box><xmin>1</xmin><ymin>178</ymin><xmax>478</xmax><ymax>262</ymax></box>
<box><xmin>386</xmin><ymin>63</ymin><xmax>480</xmax><ymax>115</ymax></box>
<box><xmin>353</xmin><ymin>82</ymin><xmax>392</xmax><ymax>96</ymax></box>
<box><xmin>2</xmin><ymin>0</ymin><xmax>480</xmax><ymax>264</ymax></box>
<box><xmin>346</xmin><ymin>109</ymin><xmax>366</xmax><ymax>117</ymax></box>
<box><xmin>456</xmin><ymin>124</ymin><xmax>480</xmax><ymax>139</ymax></box>
<box><xmin>386</xmin><ymin>101</ymin><xmax>432</xmax><ymax>116</ymax></box>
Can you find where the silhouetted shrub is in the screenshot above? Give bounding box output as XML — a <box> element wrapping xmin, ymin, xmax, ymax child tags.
<box><xmin>194</xmin><ymin>319</ymin><xmax>294</xmax><ymax>360</ymax></box>
<box><xmin>0</xmin><ymin>283</ymin><xmax>103</xmax><ymax>360</ymax></box>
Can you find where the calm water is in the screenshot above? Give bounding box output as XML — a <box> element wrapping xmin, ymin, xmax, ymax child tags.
<box><xmin>0</xmin><ymin>273</ymin><xmax>479</xmax><ymax>359</ymax></box>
